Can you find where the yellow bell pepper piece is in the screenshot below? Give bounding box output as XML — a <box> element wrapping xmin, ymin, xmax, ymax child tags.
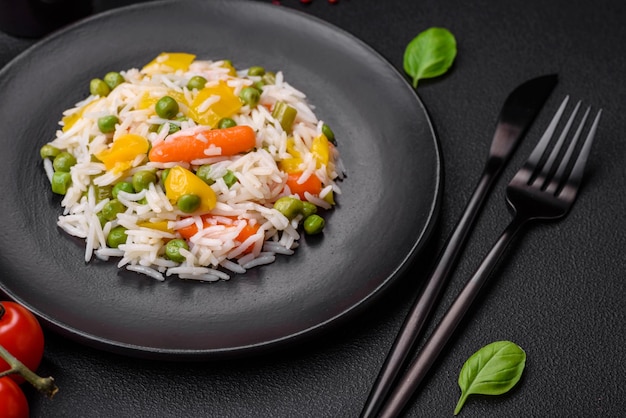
<box><xmin>62</xmin><ymin>98</ymin><xmax>102</xmax><ymax>132</ymax></box>
<box><xmin>95</xmin><ymin>134</ymin><xmax>150</xmax><ymax>173</ymax></box>
<box><xmin>142</xmin><ymin>52</ymin><xmax>196</xmax><ymax>73</ymax></box>
<box><xmin>278</xmin><ymin>137</ymin><xmax>303</xmax><ymax>173</ymax></box>
<box><xmin>188</xmin><ymin>81</ymin><xmax>242</xmax><ymax>127</ymax></box>
<box><xmin>311</xmin><ymin>134</ymin><xmax>330</xmax><ymax>168</ymax></box>
<box><xmin>164</xmin><ymin>166</ymin><xmax>217</xmax><ymax>212</ymax></box>
<box><xmin>138</xmin><ymin>220</ymin><xmax>172</xmax><ymax>233</ymax></box>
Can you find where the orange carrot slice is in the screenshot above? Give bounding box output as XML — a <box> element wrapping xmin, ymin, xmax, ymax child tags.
<box><xmin>286</xmin><ymin>172</ymin><xmax>322</xmax><ymax>199</ymax></box>
<box><xmin>149</xmin><ymin>125</ymin><xmax>256</xmax><ymax>163</ymax></box>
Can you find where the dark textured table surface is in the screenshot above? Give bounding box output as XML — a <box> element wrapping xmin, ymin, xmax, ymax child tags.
<box><xmin>1</xmin><ymin>0</ymin><xmax>625</xmax><ymax>417</ymax></box>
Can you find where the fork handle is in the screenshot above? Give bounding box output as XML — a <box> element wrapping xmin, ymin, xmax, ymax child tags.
<box><xmin>377</xmin><ymin>216</ymin><xmax>528</xmax><ymax>418</ymax></box>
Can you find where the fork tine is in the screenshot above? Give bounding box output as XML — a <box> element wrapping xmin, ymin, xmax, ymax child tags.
<box><xmin>537</xmin><ymin>100</ymin><xmax>581</xmax><ymax>185</ymax></box>
<box><xmin>525</xmin><ymin>96</ymin><xmax>569</xmax><ymax>168</ymax></box>
<box><xmin>545</xmin><ymin>106</ymin><xmax>590</xmax><ymax>194</ymax></box>
<box><xmin>561</xmin><ymin>108</ymin><xmax>602</xmax><ymax>192</ymax></box>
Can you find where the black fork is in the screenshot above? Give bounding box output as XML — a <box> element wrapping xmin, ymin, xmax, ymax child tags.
<box><xmin>376</xmin><ymin>96</ymin><xmax>602</xmax><ymax>417</ymax></box>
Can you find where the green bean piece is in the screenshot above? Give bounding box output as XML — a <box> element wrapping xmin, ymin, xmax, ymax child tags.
<box><xmin>40</xmin><ymin>144</ymin><xmax>61</xmax><ymax>159</ymax></box>
<box><xmin>239</xmin><ymin>86</ymin><xmax>260</xmax><ymax>107</ymax></box>
<box><xmin>97</xmin><ymin>115</ymin><xmax>119</xmax><ymax>134</ymax></box>
<box><xmin>52</xmin><ymin>151</ymin><xmax>77</xmax><ymax>172</ymax></box>
<box><xmin>51</xmin><ymin>172</ymin><xmax>71</xmax><ymax>195</ymax></box>
<box><xmin>322</xmin><ymin>123</ymin><xmax>336</xmax><ymax>144</ymax></box>
<box><xmin>90</xmin><ymin>78</ymin><xmax>110</xmax><ymax>97</ymax></box>
<box><xmin>323</xmin><ymin>190</ymin><xmax>335</xmax><ymax>206</ymax></box>
<box><xmin>271</xmin><ymin>101</ymin><xmax>297</xmax><ymax>132</ymax></box>
<box><xmin>165</xmin><ymin>239</ymin><xmax>189</xmax><ymax>263</ymax></box>
<box><xmin>103</xmin><ymin>72</ymin><xmax>125</xmax><ymax>90</ymax></box>
<box><xmin>106</xmin><ymin>226</ymin><xmax>128</xmax><ymax>248</ymax></box>
<box><xmin>187</xmin><ymin>75</ymin><xmax>207</xmax><ymax>90</ymax></box>
<box><xmin>301</xmin><ymin>201</ymin><xmax>318</xmax><ymax>218</ymax></box>
<box><xmin>247</xmin><ymin>66</ymin><xmax>266</xmax><ymax>76</ymax></box>
<box><xmin>217</xmin><ymin>117</ymin><xmax>237</xmax><ymax>129</ymax></box>
<box><xmin>223</xmin><ymin>170</ymin><xmax>237</xmax><ymax>188</ymax></box>
<box><xmin>273</xmin><ymin>196</ymin><xmax>304</xmax><ymax>220</ymax></box>
<box><xmin>196</xmin><ymin>165</ymin><xmax>214</xmax><ymax>185</ymax></box>
<box><xmin>303</xmin><ymin>214</ymin><xmax>325</xmax><ymax>235</ymax></box>
<box><xmin>101</xmin><ymin>199</ymin><xmax>126</xmax><ymax>221</ymax></box>
<box><xmin>262</xmin><ymin>72</ymin><xmax>276</xmax><ymax>85</ymax></box>
<box><xmin>94</xmin><ymin>185</ymin><xmax>113</xmax><ymax>202</ymax></box>
<box><xmin>112</xmin><ymin>181</ymin><xmax>134</xmax><ymax>198</ymax></box>
<box><xmin>158</xmin><ymin>122</ymin><xmax>181</xmax><ymax>135</ymax></box>
<box><xmin>132</xmin><ymin>170</ymin><xmax>157</xmax><ymax>192</ymax></box>
<box><xmin>155</xmin><ymin>96</ymin><xmax>179</xmax><ymax>119</ymax></box>
<box><xmin>177</xmin><ymin>194</ymin><xmax>201</xmax><ymax>213</ymax></box>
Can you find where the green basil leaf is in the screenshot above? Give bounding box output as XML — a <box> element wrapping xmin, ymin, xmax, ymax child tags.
<box><xmin>403</xmin><ymin>27</ymin><xmax>457</xmax><ymax>88</ymax></box>
<box><xmin>454</xmin><ymin>340</ymin><xmax>526</xmax><ymax>415</ymax></box>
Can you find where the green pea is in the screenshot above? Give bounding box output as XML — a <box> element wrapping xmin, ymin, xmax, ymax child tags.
<box><xmin>165</xmin><ymin>239</ymin><xmax>189</xmax><ymax>263</ymax></box>
<box><xmin>101</xmin><ymin>199</ymin><xmax>126</xmax><ymax>221</ymax></box>
<box><xmin>303</xmin><ymin>214</ymin><xmax>325</xmax><ymax>235</ymax></box>
<box><xmin>247</xmin><ymin>66</ymin><xmax>266</xmax><ymax>76</ymax></box>
<box><xmin>40</xmin><ymin>144</ymin><xmax>61</xmax><ymax>159</ymax></box>
<box><xmin>187</xmin><ymin>75</ymin><xmax>207</xmax><ymax>90</ymax></box>
<box><xmin>89</xmin><ymin>78</ymin><xmax>110</xmax><ymax>97</ymax></box>
<box><xmin>112</xmin><ymin>181</ymin><xmax>134</xmax><ymax>198</ymax></box>
<box><xmin>196</xmin><ymin>165</ymin><xmax>214</xmax><ymax>185</ymax></box>
<box><xmin>52</xmin><ymin>151</ymin><xmax>77</xmax><ymax>172</ymax></box>
<box><xmin>155</xmin><ymin>96</ymin><xmax>179</xmax><ymax>119</ymax></box>
<box><xmin>106</xmin><ymin>226</ymin><xmax>128</xmax><ymax>248</ymax></box>
<box><xmin>97</xmin><ymin>212</ymin><xmax>108</xmax><ymax>227</ymax></box>
<box><xmin>51</xmin><ymin>171</ymin><xmax>71</xmax><ymax>195</ymax></box>
<box><xmin>273</xmin><ymin>196</ymin><xmax>304</xmax><ymax>220</ymax></box>
<box><xmin>301</xmin><ymin>201</ymin><xmax>318</xmax><ymax>218</ymax></box>
<box><xmin>132</xmin><ymin>170</ymin><xmax>157</xmax><ymax>192</ymax></box>
<box><xmin>94</xmin><ymin>185</ymin><xmax>113</xmax><ymax>202</ymax></box>
<box><xmin>157</xmin><ymin>122</ymin><xmax>180</xmax><ymax>135</ymax></box>
<box><xmin>239</xmin><ymin>86</ymin><xmax>260</xmax><ymax>107</ymax></box>
<box><xmin>217</xmin><ymin>117</ymin><xmax>237</xmax><ymax>129</ymax></box>
<box><xmin>97</xmin><ymin>115</ymin><xmax>119</xmax><ymax>134</ymax></box>
<box><xmin>322</xmin><ymin>123</ymin><xmax>336</xmax><ymax>144</ymax></box>
<box><xmin>253</xmin><ymin>81</ymin><xmax>265</xmax><ymax>92</ymax></box>
<box><xmin>177</xmin><ymin>194</ymin><xmax>201</xmax><ymax>213</ymax></box>
<box><xmin>103</xmin><ymin>72</ymin><xmax>125</xmax><ymax>90</ymax></box>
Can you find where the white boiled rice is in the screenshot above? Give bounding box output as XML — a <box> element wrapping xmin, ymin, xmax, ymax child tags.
<box><xmin>42</xmin><ymin>53</ymin><xmax>344</xmax><ymax>282</ymax></box>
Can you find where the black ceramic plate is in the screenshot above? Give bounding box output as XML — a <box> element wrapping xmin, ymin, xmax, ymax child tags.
<box><xmin>0</xmin><ymin>0</ymin><xmax>441</xmax><ymax>359</ymax></box>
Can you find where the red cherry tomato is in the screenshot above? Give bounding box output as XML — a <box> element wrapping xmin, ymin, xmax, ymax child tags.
<box><xmin>0</xmin><ymin>377</ymin><xmax>29</xmax><ymax>418</ymax></box>
<box><xmin>0</xmin><ymin>302</ymin><xmax>44</xmax><ymax>383</ymax></box>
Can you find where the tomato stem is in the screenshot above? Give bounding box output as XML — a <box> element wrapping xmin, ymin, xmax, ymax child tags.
<box><xmin>0</xmin><ymin>344</ymin><xmax>58</xmax><ymax>398</ymax></box>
